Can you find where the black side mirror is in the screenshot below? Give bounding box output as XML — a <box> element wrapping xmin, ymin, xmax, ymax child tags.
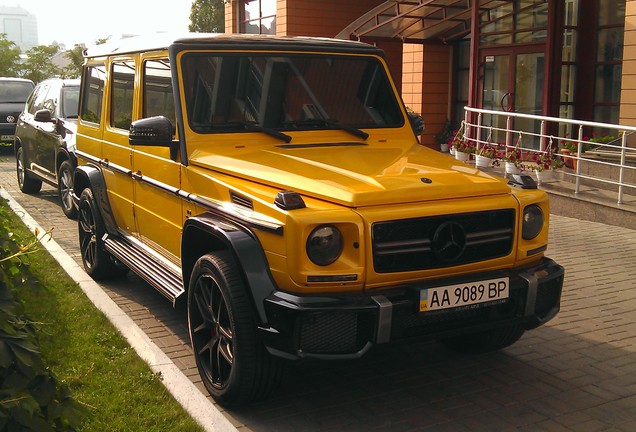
<box><xmin>34</xmin><ymin>109</ymin><xmax>53</xmax><ymax>123</ymax></box>
<box><xmin>407</xmin><ymin>111</ymin><xmax>424</xmax><ymax>136</ymax></box>
<box><xmin>129</xmin><ymin>116</ymin><xmax>174</xmax><ymax>146</ymax></box>
<box><xmin>129</xmin><ymin>116</ymin><xmax>179</xmax><ymax>159</ymax></box>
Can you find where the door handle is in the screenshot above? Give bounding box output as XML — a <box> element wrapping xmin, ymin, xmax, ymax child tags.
<box><xmin>501</xmin><ymin>92</ymin><xmax>514</xmax><ymax>112</ymax></box>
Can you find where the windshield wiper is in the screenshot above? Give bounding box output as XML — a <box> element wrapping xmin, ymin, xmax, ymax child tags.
<box><xmin>284</xmin><ymin>119</ymin><xmax>369</xmax><ymax>140</ymax></box>
<box><xmin>238</xmin><ymin>121</ymin><xmax>292</xmax><ymax>143</ymax></box>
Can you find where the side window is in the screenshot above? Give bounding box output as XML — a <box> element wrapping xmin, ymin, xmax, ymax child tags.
<box><xmin>110</xmin><ymin>61</ymin><xmax>135</xmax><ymax>130</ymax></box>
<box><xmin>80</xmin><ymin>65</ymin><xmax>106</xmax><ymax>124</ymax></box>
<box><xmin>143</xmin><ymin>59</ymin><xmax>175</xmax><ymax>122</ymax></box>
<box><xmin>42</xmin><ymin>84</ymin><xmax>57</xmax><ymax>114</ymax></box>
<box><xmin>28</xmin><ymin>84</ymin><xmax>49</xmax><ymax>115</ymax></box>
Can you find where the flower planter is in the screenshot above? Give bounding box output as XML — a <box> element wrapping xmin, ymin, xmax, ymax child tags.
<box><xmin>475</xmin><ymin>155</ymin><xmax>493</xmax><ymax>168</ymax></box>
<box><xmin>505</xmin><ymin>161</ymin><xmax>521</xmax><ymax>175</ymax></box>
<box><xmin>440</xmin><ymin>143</ymin><xmax>449</xmax><ymax>153</ymax></box>
<box><xmin>455</xmin><ymin>151</ymin><xmax>470</xmax><ymax>162</ymax></box>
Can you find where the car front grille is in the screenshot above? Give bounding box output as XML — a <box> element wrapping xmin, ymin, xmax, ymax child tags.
<box><xmin>372</xmin><ymin>209</ymin><xmax>515</xmax><ymax>273</ymax></box>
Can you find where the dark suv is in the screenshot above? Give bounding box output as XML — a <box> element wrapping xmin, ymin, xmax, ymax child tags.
<box><xmin>14</xmin><ymin>78</ymin><xmax>80</xmax><ymax>218</ymax></box>
<box><xmin>1</xmin><ymin>77</ymin><xmax>34</xmax><ymax>146</ymax></box>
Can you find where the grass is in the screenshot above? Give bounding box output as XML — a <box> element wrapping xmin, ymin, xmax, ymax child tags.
<box><xmin>1</xmin><ymin>199</ymin><xmax>204</xmax><ymax>432</ymax></box>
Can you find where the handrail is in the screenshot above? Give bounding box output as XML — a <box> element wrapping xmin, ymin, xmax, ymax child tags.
<box><xmin>460</xmin><ymin>107</ymin><xmax>636</xmax><ymax>205</ymax></box>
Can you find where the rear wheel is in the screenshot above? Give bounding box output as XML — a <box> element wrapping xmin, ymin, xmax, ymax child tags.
<box><xmin>57</xmin><ymin>160</ymin><xmax>77</xmax><ymax>219</ymax></box>
<box><xmin>16</xmin><ymin>146</ymin><xmax>42</xmax><ymax>193</ymax></box>
<box><xmin>78</xmin><ymin>188</ymin><xmax>127</xmax><ymax>280</ymax></box>
<box><xmin>441</xmin><ymin>325</ymin><xmax>525</xmax><ymax>354</ymax></box>
<box><xmin>188</xmin><ymin>252</ymin><xmax>281</xmax><ymax>407</ymax></box>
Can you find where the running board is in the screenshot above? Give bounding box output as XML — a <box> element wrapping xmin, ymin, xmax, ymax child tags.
<box><xmin>103</xmin><ymin>234</ymin><xmax>185</xmax><ymax>305</ymax></box>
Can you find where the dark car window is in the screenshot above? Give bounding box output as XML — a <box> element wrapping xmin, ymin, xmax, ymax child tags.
<box><xmin>27</xmin><ymin>84</ymin><xmax>50</xmax><ymax>115</ymax></box>
<box><xmin>80</xmin><ymin>65</ymin><xmax>106</xmax><ymax>125</ymax></box>
<box><xmin>42</xmin><ymin>84</ymin><xmax>58</xmax><ymax>114</ymax></box>
<box><xmin>61</xmin><ymin>86</ymin><xmax>80</xmax><ymax>119</ymax></box>
<box><xmin>0</xmin><ymin>81</ymin><xmax>34</xmax><ymax>103</ymax></box>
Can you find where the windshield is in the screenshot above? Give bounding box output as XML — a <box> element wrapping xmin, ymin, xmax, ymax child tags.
<box><xmin>61</xmin><ymin>86</ymin><xmax>80</xmax><ymax>119</ymax></box>
<box><xmin>181</xmin><ymin>53</ymin><xmax>403</xmax><ymax>134</ymax></box>
<box><xmin>0</xmin><ymin>81</ymin><xmax>34</xmax><ymax>103</ymax></box>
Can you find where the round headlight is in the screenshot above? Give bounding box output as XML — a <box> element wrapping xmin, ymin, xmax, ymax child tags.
<box><xmin>522</xmin><ymin>205</ymin><xmax>544</xmax><ymax>240</ymax></box>
<box><xmin>306</xmin><ymin>225</ymin><xmax>343</xmax><ymax>266</ymax></box>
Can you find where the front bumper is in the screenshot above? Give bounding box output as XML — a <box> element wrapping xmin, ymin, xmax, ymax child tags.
<box><xmin>259</xmin><ymin>257</ymin><xmax>564</xmax><ymax>360</ymax></box>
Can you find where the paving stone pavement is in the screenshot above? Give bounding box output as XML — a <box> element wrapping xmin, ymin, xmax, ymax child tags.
<box><xmin>1</xmin><ymin>149</ymin><xmax>636</xmax><ymax>431</ymax></box>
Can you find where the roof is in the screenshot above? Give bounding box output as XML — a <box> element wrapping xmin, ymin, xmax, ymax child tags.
<box><xmin>84</xmin><ymin>33</ymin><xmax>384</xmax><ymax>59</ymax></box>
<box><xmin>335</xmin><ymin>0</ymin><xmax>513</xmax><ymax>44</ymax></box>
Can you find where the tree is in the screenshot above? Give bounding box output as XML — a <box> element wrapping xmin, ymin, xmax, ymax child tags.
<box><xmin>21</xmin><ymin>44</ymin><xmax>61</xmax><ymax>84</ymax></box>
<box><xmin>189</xmin><ymin>0</ymin><xmax>225</xmax><ymax>33</ymax></box>
<box><xmin>62</xmin><ymin>45</ymin><xmax>85</xmax><ymax>79</ymax></box>
<box><xmin>0</xmin><ymin>33</ymin><xmax>22</xmax><ymax>77</ymax></box>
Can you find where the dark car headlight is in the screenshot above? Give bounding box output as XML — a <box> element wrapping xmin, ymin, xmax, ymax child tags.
<box><xmin>522</xmin><ymin>205</ymin><xmax>544</xmax><ymax>240</ymax></box>
<box><xmin>306</xmin><ymin>225</ymin><xmax>343</xmax><ymax>266</ymax></box>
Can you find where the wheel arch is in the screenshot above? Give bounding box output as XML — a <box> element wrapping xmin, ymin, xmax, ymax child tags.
<box><xmin>182</xmin><ymin>214</ymin><xmax>278</xmax><ymax>325</ymax></box>
<box><xmin>73</xmin><ymin>164</ymin><xmax>118</xmax><ymax>235</ymax></box>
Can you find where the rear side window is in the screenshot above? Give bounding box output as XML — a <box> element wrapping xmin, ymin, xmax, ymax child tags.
<box><xmin>110</xmin><ymin>61</ymin><xmax>135</xmax><ymax>130</ymax></box>
<box><xmin>143</xmin><ymin>59</ymin><xmax>175</xmax><ymax>121</ymax></box>
<box><xmin>80</xmin><ymin>65</ymin><xmax>106</xmax><ymax>124</ymax></box>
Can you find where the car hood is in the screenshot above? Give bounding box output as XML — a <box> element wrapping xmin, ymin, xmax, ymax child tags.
<box><xmin>190</xmin><ymin>140</ymin><xmax>511</xmax><ymax>207</ymax></box>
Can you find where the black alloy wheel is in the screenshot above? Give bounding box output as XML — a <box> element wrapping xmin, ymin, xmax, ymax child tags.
<box><xmin>188</xmin><ymin>252</ymin><xmax>281</xmax><ymax>407</ymax></box>
<box><xmin>16</xmin><ymin>146</ymin><xmax>42</xmax><ymax>193</ymax></box>
<box><xmin>78</xmin><ymin>188</ymin><xmax>126</xmax><ymax>279</ymax></box>
<box><xmin>58</xmin><ymin>160</ymin><xmax>77</xmax><ymax>219</ymax></box>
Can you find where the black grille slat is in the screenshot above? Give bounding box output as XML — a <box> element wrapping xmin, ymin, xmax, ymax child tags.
<box><xmin>230</xmin><ymin>191</ymin><xmax>254</xmax><ymax>211</ymax></box>
<box><xmin>372</xmin><ymin>210</ymin><xmax>515</xmax><ymax>273</ymax></box>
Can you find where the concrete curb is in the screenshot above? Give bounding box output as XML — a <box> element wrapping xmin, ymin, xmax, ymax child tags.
<box><xmin>1</xmin><ymin>187</ymin><xmax>237</xmax><ymax>432</ymax></box>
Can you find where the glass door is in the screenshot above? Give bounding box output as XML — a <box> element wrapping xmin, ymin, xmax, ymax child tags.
<box><xmin>479</xmin><ymin>48</ymin><xmax>545</xmax><ymax>148</ymax></box>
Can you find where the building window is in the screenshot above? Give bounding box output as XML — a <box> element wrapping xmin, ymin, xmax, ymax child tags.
<box><xmin>593</xmin><ymin>0</ymin><xmax>625</xmax><ymax>124</ymax></box>
<box><xmin>240</xmin><ymin>0</ymin><xmax>276</xmax><ymax>35</ymax></box>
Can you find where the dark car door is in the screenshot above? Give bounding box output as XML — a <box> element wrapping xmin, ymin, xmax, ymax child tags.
<box><xmin>25</xmin><ymin>82</ymin><xmax>61</xmax><ymax>181</ymax></box>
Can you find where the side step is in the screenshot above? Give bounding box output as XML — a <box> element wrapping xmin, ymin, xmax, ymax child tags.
<box><xmin>103</xmin><ymin>234</ymin><xmax>185</xmax><ymax>305</ymax></box>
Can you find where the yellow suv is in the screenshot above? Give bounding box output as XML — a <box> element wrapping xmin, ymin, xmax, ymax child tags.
<box><xmin>74</xmin><ymin>33</ymin><xmax>564</xmax><ymax>406</ymax></box>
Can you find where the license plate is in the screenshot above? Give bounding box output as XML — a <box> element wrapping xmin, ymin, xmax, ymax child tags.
<box><xmin>1</xmin><ymin>135</ymin><xmax>14</xmax><ymax>141</ymax></box>
<box><xmin>420</xmin><ymin>277</ymin><xmax>509</xmax><ymax>312</ymax></box>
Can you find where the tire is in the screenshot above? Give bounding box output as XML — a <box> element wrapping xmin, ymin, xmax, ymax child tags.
<box><xmin>78</xmin><ymin>188</ymin><xmax>127</xmax><ymax>280</ymax></box>
<box><xmin>16</xmin><ymin>146</ymin><xmax>42</xmax><ymax>193</ymax></box>
<box><xmin>188</xmin><ymin>252</ymin><xmax>281</xmax><ymax>407</ymax></box>
<box><xmin>441</xmin><ymin>325</ymin><xmax>525</xmax><ymax>354</ymax></box>
<box><xmin>58</xmin><ymin>160</ymin><xmax>77</xmax><ymax>219</ymax></box>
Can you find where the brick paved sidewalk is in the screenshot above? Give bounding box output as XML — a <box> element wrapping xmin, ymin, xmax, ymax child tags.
<box><xmin>1</xmin><ymin>150</ymin><xmax>636</xmax><ymax>431</ymax></box>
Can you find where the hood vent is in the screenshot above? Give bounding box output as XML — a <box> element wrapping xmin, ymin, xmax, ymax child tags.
<box><xmin>230</xmin><ymin>191</ymin><xmax>254</xmax><ymax>211</ymax></box>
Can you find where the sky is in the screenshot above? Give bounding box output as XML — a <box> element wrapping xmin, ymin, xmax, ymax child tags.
<box><xmin>1</xmin><ymin>0</ymin><xmax>191</xmax><ymax>48</ymax></box>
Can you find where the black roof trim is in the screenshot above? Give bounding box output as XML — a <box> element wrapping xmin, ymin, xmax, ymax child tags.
<box><xmin>84</xmin><ymin>32</ymin><xmax>384</xmax><ymax>58</ymax></box>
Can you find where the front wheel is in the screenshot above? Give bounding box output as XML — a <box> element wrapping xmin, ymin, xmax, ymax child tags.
<box><xmin>57</xmin><ymin>160</ymin><xmax>77</xmax><ymax>219</ymax></box>
<box><xmin>188</xmin><ymin>252</ymin><xmax>281</xmax><ymax>407</ymax></box>
<box><xmin>78</xmin><ymin>188</ymin><xmax>127</xmax><ymax>280</ymax></box>
<box><xmin>441</xmin><ymin>325</ymin><xmax>525</xmax><ymax>354</ymax></box>
<box><xmin>16</xmin><ymin>146</ymin><xmax>42</xmax><ymax>194</ymax></box>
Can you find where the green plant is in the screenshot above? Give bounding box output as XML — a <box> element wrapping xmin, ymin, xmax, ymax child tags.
<box><xmin>435</xmin><ymin>120</ymin><xmax>455</xmax><ymax>145</ymax></box>
<box><xmin>477</xmin><ymin>142</ymin><xmax>498</xmax><ymax>159</ymax></box>
<box><xmin>531</xmin><ymin>147</ymin><xmax>564</xmax><ymax>172</ymax></box>
<box><xmin>450</xmin><ymin>129</ymin><xmax>476</xmax><ymax>154</ymax></box>
<box><xmin>0</xmin><ymin>205</ymin><xmax>85</xmax><ymax>432</ymax></box>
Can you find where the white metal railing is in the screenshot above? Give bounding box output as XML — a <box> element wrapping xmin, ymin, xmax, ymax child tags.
<box><xmin>462</xmin><ymin>107</ymin><xmax>636</xmax><ymax>205</ymax></box>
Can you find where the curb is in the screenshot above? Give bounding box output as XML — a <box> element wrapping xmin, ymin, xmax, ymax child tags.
<box><xmin>0</xmin><ymin>187</ymin><xmax>237</xmax><ymax>432</ymax></box>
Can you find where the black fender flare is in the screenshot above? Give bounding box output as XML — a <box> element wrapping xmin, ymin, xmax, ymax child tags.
<box><xmin>72</xmin><ymin>164</ymin><xmax>119</xmax><ymax>235</ymax></box>
<box><xmin>182</xmin><ymin>213</ymin><xmax>278</xmax><ymax>325</ymax></box>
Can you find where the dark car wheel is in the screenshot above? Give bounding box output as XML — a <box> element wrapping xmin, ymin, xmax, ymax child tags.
<box><xmin>441</xmin><ymin>325</ymin><xmax>525</xmax><ymax>354</ymax></box>
<box><xmin>188</xmin><ymin>252</ymin><xmax>281</xmax><ymax>407</ymax></box>
<box><xmin>58</xmin><ymin>160</ymin><xmax>77</xmax><ymax>219</ymax></box>
<box><xmin>78</xmin><ymin>188</ymin><xmax>127</xmax><ymax>280</ymax></box>
<box><xmin>16</xmin><ymin>146</ymin><xmax>42</xmax><ymax>194</ymax></box>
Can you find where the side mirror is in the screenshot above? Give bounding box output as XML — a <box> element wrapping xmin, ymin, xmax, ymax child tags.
<box><xmin>407</xmin><ymin>111</ymin><xmax>424</xmax><ymax>136</ymax></box>
<box><xmin>129</xmin><ymin>116</ymin><xmax>174</xmax><ymax>146</ymax></box>
<box><xmin>34</xmin><ymin>109</ymin><xmax>53</xmax><ymax>123</ymax></box>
